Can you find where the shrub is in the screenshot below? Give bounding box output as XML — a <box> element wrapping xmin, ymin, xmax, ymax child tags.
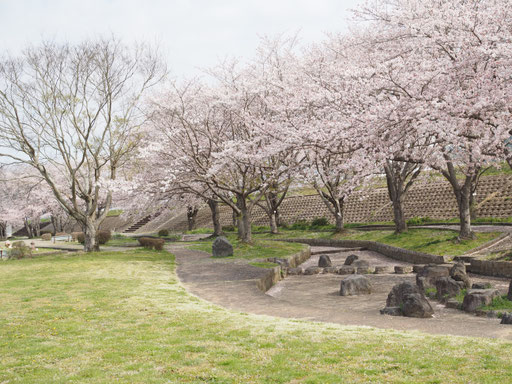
<box><xmin>406</xmin><ymin>217</ymin><xmax>432</xmax><ymax>226</ymax></box>
<box><xmin>76</xmin><ymin>232</ymin><xmax>85</xmax><ymax>244</ymax></box>
<box><xmin>10</xmin><ymin>242</ymin><xmax>32</xmax><ymax>259</ymax></box>
<box><xmin>41</xmin><ymin>233</ymin><xmax>52</xmax><ymax>241</ymax></box>
<box><xmin>310</xmin><ymin>217</ymin><xmax>329</xmax><ymax>228</ymax></box>
<box><xmin>291</xmin><ymin>219</ymin><xmax>310</xmax><ymax>230</ymax></box>
<box><xmin>138</xmin><ymin>237</ymin><xmax>165</xmax><ymax>250</ymax></box>
<box><xmin>222</xmin><ymin>225</ymin><xmax>235</xmax><ymax>232</ymax></box>
<box><xmin>71</xmin><ymin>232</ymin><xmax>82</xmax><ymax>241</ymax></box>
<box><xmin>96</xmin><ymin>230</ymin><xmax>111</xmax><ymax>245</ymax></box>
<box><xmin>158</xmin><ymin>229</ymin><xmax>170</xmax><ymax>237</ymax></box>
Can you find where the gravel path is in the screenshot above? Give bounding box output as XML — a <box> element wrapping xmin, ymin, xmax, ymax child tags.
<box><xmin>170</xmin><ymin>243</ymin><xmax>512</xmax><ymax>340</ymax></box>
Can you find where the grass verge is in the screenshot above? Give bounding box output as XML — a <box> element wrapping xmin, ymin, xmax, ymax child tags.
<box><xmin>1</xmin><ymin>249</ymin><xmax>512</xmax><ymax>382</ymax></box>
<box><xmin>188</xmin><ymin>234</ymin><xmax>305</xmax><ymax>260</ymax></box>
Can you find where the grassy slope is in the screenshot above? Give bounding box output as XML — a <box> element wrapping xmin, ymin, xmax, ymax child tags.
<box><xmin>1</xmin><ymin>250</ymin><xmax>512</xmax><ymax>383</ymax></box>
<box><xmin>188</xmin><ymin>235</ymin><xmax>306</xmax><ymax>260</ymax></box>
<box><xmin>252</xmin><ymin>228</ymin><xmax>500</xmax><ymax>256</ymax></box>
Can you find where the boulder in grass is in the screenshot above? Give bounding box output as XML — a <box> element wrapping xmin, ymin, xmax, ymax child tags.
<box><xmin>318</xmin><ymin>254</ymin><xmax>332</xmax><ymax>268</ymax></box>
<box><xmin>382</xmin><ymin>282</ymin><xmax>434</xmax><ymax>318</ymax></box>
<box><xmin>461</xmin><ymin>289</ymin><xmax>500</xmax><ymax>313</ymax></box>
<box><xmin>344</xmin><ymin>254</ymin><xmax>359</xmax><ymax>265</ymax></box>
<box><xmin>340</xmin><ymin>275</ymin><xmax>372</xmax><ymax>296</ymax></box>
<box><xmin>212</xmin><ymin>236</ymin><xmax>233</xmax><ymax>257</ymax></box>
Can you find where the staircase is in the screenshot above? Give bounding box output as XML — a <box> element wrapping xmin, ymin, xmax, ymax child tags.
<box><xmin>123</xmin><ymin>211</ymin><xmax>161</xmax><ymax>233</ymax></box>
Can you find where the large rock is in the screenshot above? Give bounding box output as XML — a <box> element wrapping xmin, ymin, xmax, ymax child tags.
<box><xmin>287</xmin><ymin>267</ymin><xmax>304</xmax><ymax>275</ymax></box>
<box><xmin>382</xmin><ymin>282</ymin><xmax>434</xmax><ymax>318</ymax></box>
<box><xmin>344</xmin><ymin>254</ymin><xmax>359</xmax><ymax>265</ymax></box>
<box><xmin>352</xmin><ymin>259</ymin><xmax>369</xmax><ymax>268</ymax></box>
<box><xmin>416</xmin><ymin>264</ymin><xmax>450</xmax><ymax>292</ymax></box>
<box><xmin>462</xmin><ymin>289</ymin><xmax>500</xmax><ymax>313</ymax></box>
<box><xmin>340</xmin><ymin>275</ymin><xmax>372</xmax><ymax>296</ymax></box>
<box><xmin>394</xmin><ymin>265</ymin><xmax>413</xmax><ymax>274</ymax></box>
<box><xmin>450</xmin><ymin>262</ymin><xmax>471</xmax><ymax>289</ymax></box>
<box><xmin>435</xmin><ymin>277</ymin><xmax>461</xmax><ymax>302</ymax></box>
<box><xmin>374</xmin><ymin>266</ymin><xmax>392</xmax><ymax>274</ymax></box>
<box><xmin>501</xmin><ymin>313</ymin><xmax>512</xmax><ymax>325</ymax></box>
<box><xmin>304</xmin><ymin>266</ymin><xmax>323</xmax><ymax>275</ymax></box>
<box><xmin>212</xmin><ymin>236</ymin><xmax>233</xmax><ymax>257</ymax></box>
<box><xmin>508</xmin><ymin>281</ymin><xmax>512</xmax><ymax>301</ymax></box>
<box><xmin>318</xmin><ymin>254</ymin><xmax>332</xmax><ymax>268</ymax></box>
<box><xmin>338</xmin><ymin>266</ymin><xmax>356</xmax><ymax>275</ymax></box>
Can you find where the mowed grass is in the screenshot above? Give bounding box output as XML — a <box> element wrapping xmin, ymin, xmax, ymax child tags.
<box><xmin>251</xmin><ymin>228</ymin><xmax>501</xmax><ymax>256</ymax></box>
<box><xmin>1</xmin><ymin>250</ymin><xmax>512</xmax><ymax>383</ymax></box>
<box><xmin>188</xmin><ymin>235</ymin><xmax>306</xmax><ymax>260</ymax></box>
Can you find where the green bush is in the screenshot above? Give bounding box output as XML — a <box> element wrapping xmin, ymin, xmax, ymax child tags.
<box><xmin>76</xmin><ymin>233</ymin><xmax>85</xmax><ymax>244</ymax></box>
<box><xmin>96</xmin><ymin>230</ymin><xmax>111</xmax><ymax>245</ymax></box>
<box><xmin>310</xmin><ymin>217</ymin><xmax>329</xmax><ymax>228</ymax></box>
<box><xmin>9</xmin><ymin>242</ymin><xmax>32</xmax><ymax>259</ymax></box>
<box><xmin>406</xmin><ymin>217</ymin><xmax>433</xmax><ymax>226</ymax></box>
<box><xmin>158</xmin><ymin>229</ymin><xmax>170</xmax><ymax>237</ymax></box>
<box><xmin>41</xmin><ymin>233</ymin><xmax>52</xmax><ymax>241</ymax></box>
<box><xmin>138</xmin><ymin>237</ymin><xmax>165</xmax><ymax>250</ymax></box>
<box><xmin>291</xmin><ymin>220</ymin><xmax>310</xmax><ymax>230</ymax></box>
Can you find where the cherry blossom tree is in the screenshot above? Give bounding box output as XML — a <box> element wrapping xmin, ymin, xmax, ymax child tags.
<box><xmin>353</xmin><ymin>0</ymin><xmax>512</xmax><ymax>238</ymax></box>
<box><xmin>0</xmin><ymin>38</ymin><xmax>165</xmax><ymax>251</ymax></box>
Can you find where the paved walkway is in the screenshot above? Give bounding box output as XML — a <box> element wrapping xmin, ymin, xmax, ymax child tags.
<box><xmin>170</xmin><ymin>243</ymin><xmax>512</xmax><ymax>340</ymax></box>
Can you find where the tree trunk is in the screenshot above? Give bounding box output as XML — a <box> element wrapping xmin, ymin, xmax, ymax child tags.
<box><xmin>383</xmin><ymin>161</ymin><xmax>422</xmax><ymax>234</ymax></box>
<box><xmin>24</xmin><ymin>218</ymin><xmax>34</xmax><ymax>239</ymax></box>
<box><xmin>235</xmin><ymin>197</ymin><xmax>252</xmax><ymax>243</ymax></box>
<box><xmin>334</xmin><ymin>205</ymin><xmax>344</xmax><ymax>233</ymax></box>
<box><xmin>84</xmin><ymin>219</ymin><xmax>99</xmax><ymax>252</ymax></box>
<box><xmin>269</xmin><ymin>212</ymin><xmax>278</xmax><ymax>234</ymax></box>
<box><xmin>456</xmin><ymin>185</ymin><xmax>474</xmax><ymax>239</ymax></box>
<box><xmin>442</xmin><ymin>162</ymin><xmax>476</xmax><ymax>240</ymax></box>
<box><xmin>232</xmin><ymin>208</ymin><xmax>238</xmax><ymax>228</ymax></box>
<box><xmin>207</xmin><ymin>199</ymin><xmax>222</xmax><ymax>237</ymax></box>
<box><xmin>187</xmin><ymin>206</ymin><xmax>198</xmax><ymax>231</ymax></box>
<box><xmin>392</xmin><ymin>201</ymin><xmax>407</xmax><ymax>233</ymax></box>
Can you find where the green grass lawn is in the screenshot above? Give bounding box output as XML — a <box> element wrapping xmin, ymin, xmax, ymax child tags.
<box><xmin>248</xmin><ymin>228</ymin><xmax>500</xmax><ymax>256</ymax></box>
<box><xmin>1</xmin><ymin>250</ymin><xmax>512</xmax><ymax>383</ymax></box>
<box><xmin>188</xmin><ymin>234</ymin><xmax>306</xmax><ymax>260</ymax></box>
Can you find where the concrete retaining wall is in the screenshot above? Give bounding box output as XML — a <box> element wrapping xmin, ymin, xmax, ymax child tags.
<box><xmin>468</xmin><ymin>259</ymin><xmax>512</xmax><ymax>279</ymax></box>
<box><xmin>281</xmin><ymin>238</ymin><xmax>445</xmax><ymax>265</ymax></box>
<box><xmin>257</xmin><ymin>246</ymin><xmax>311</xmax><ymax>292</ymax></box>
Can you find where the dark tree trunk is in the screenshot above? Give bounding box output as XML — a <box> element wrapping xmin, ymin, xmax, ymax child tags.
<box><xmin>187</xmin><ymin>206</ymin><xmax>199</xmax><ymax>231</ymax></box>
<box><xmin>24</xmin><ymin>218</ymin><xmax>34</xmax><ymax>239</ymax></box>
<box><xmin>318</xmin><ymin>191</ymin><xmax>345</xmax><ymax>233</ymax></box>
<box><xmin>235</xmin><ymin>196</ymin><xmax>252</xmax><ymax>243</ymax></box>
<box><xmin>84</xmin><ymin>218</ymin><xmax>100</xmax><ymax>252</ymax></box>
<box><xmin>207</xmin><ymin>199</ymin><xmax>222</xmax><ymax>237</ymax></box>
<box><xmin>384</xmin><ymin>160</ymin><xmax>422</xmax><ymax>234</ymax></box>
<box><xmin>442</xmin><ymin>161</ymin><xmax>478</xmax><ymax>240</ymax></box>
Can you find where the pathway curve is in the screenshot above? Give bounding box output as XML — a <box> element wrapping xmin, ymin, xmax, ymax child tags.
<box><xmin>170</xmin><ymin>243</ymin><xmax>512</xmax><ymax>340</ymax></box>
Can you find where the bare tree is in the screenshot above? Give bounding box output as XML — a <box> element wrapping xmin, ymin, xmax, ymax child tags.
<box><xmin>0</xmin><ymin>38</ymin><xmax>165</xmax><ymax>251</ymax></box>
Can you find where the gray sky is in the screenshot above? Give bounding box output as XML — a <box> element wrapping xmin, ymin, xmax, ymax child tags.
<box><xmin>0</xmin><ymin>0</ymin><xmax>362</xmax><ymax>77</ymax></box>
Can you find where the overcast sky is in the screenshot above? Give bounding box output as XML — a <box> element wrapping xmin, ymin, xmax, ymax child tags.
<box><xmin>0</xmin><ymin>0</ymin><xmax>362</xmax><ymax>77</ymax></box>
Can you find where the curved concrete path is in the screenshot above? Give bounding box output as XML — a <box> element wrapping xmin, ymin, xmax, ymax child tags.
<box><xmin>170</xmin><ymin>243</ymin><xmax>512</xmax><ymax>340</ymax></box>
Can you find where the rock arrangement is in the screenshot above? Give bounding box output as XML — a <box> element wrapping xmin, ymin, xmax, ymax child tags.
<box><xmin>212</xmin><ymin>236</ymin><xmax>233</xmax><ymax>257</ymax></box>
<box><xmin>340</xmin><ymin>275</ymin><xmax>371</xmax><ymax>296</ymax></box>
<box><xmin>381</xmin><ymin>282</ymin><xmax>434</xmax><ymax>318</ymax></box>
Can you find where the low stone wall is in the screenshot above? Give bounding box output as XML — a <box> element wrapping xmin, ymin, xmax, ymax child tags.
<box><xmin>467</xmin><ymin>259</ymin><xmax>512</xmax><ymax>279</ymax></box>
<box><xmin>256</xmin><ymin>246</ymin><xmax>311</xmax><ymax>292</ymax></box>
<box><xmin>281</xmin><ymin>238</ymin><xmax>445</xmax><ymax>265</ymax></box>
